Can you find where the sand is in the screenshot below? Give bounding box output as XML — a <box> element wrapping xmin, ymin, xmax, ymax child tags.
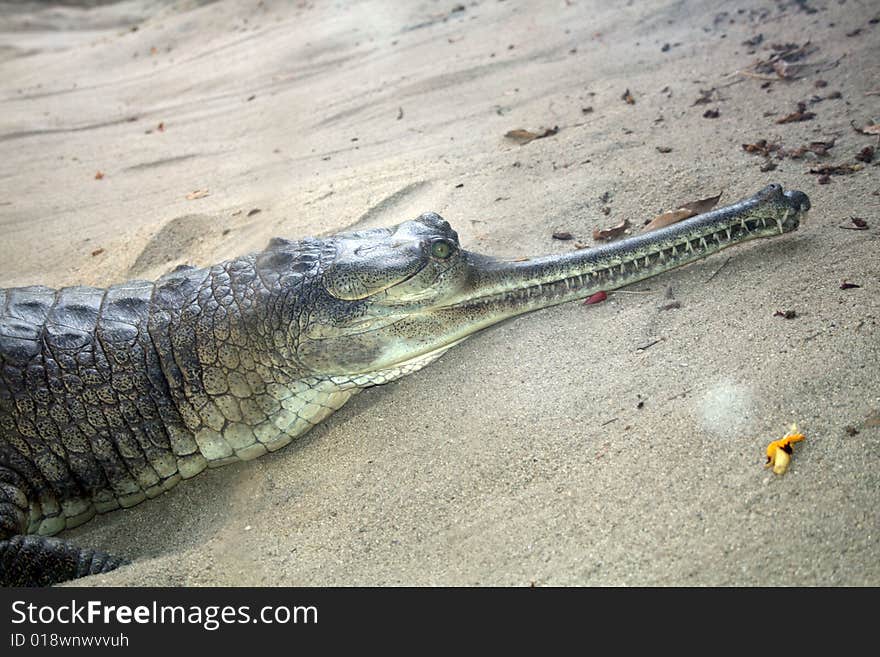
<box><xmin>0</xmin><ymin>0</ymin><xmax>878</xmax><ymax>586</ymax></box>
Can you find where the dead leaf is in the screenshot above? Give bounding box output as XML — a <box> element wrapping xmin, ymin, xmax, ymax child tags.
<box><xmin>839</xmin><ymin>217</ymin><xmax>868</xmax><ymax>230</ymax></box>
<box><xmin>771</xmin><ymin>60</ymin><xmax>799</xmax><ymax>79</ymax></box>
<box><xmin>806</xmin><ymin>139</ymin><xmax>835</xmax><ymax>155</ymax></box>
<box><xmin>745</xmin><ymin>41</ymin><xmax>816</xmax><ymax>81</ymax></box>
<box><xmin>855</xmin><ymin>146</ymin><xmax>875</xmax><ymax>163</ymax></box>
<box><xmin>643</xmin><ymin>192</ymin><xmax>723</xmax><ymax>232</ymax></box>
<box><xmin>703</xmin><ymin>108</ymin><xmax>720</xmax><ymax>119</ymax></box>
<box><xmin>776</xmin><ymin>102</ymin><xmax>815</xmax><ymax>124</ymax></box>
<box><xmin>90</xmin><ymin>247</ymin><xmax>105</xmax><ymax>257</ymax></box>
<box><xmin>656</xmin><ymin>146</ymin><xmax>673</xmax><ymax>153</ymax></box>
<box><xmin>645</xmin><ymin>209</ymin><xmax>692</xmax><ymax>231</ymax></box>
<box><xmin>773</xmin><ymin>309</ymin><xmax>797</xmax><ymax>319</ymax></box>
<box><xmin>808</xmin><ymin>163</ymin><xmax>863</xmax><ymax>175</ymax></box>
<box><xmin>592</xmin><ymin>219</ymin><xmax>630</xmax><ymax>241</ymax></box>
<box><xmin>94</xmin><ymin>171</ymin><xmax>105</xmax><ymax>180</ymax></box>
<box><xmin>742</xmin><ymin>139</ymin><xmax>781</xmax><ymax>157</ymax></box>
<box><xmin>157</xmin><ymin>122</ymin><xmax>165</xmax><ymax>132</ymax></box>
<box><xmin>621</xmin><ymin>89</ymin><xmax>635</xmax><ymax>105</ymax></box>
<box><xmin>583</xmin><ymin>291</ymin><xmax>607</xmax><ymax>305</ymax></box>
<box><xmin>839</xmin><ymin>280</ymin><xmax>861</xmax><ymax>290</ymax></box>
<box><xmin>552</xmin><ymin>231</ymin><xmax>574</xmax><ymax>241</ymax></box>
<box><xmin>247</xmin><ymin>208</ymin><xmax>261</xmax><ymax>217</ymax></box>
<box><xmin>504</xmin><ymin>126</ymin><xmax>559</xmax><ymax>145</ymax></box>
<box><xmin>186</xmin><ymin>189</ymin><xmax>210</xmax><ymax>200</ymax></box>
<box><xmin>851</xmin><ymin>121</ymin><xmax>880</xmax><ymax>135</ymax></box>
<box><xmin>787</xmin><ymin>139</ymin><xmax>836</xmax><ymax>158</ymax></box>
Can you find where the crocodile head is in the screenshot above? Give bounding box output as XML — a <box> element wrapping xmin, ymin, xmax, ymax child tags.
<box><xmin>296</xmin><ymin>184</ymin><xmax>810</xmax><ymax>383</ymax></box>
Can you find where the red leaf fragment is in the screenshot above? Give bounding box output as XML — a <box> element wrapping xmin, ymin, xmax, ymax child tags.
<box><xmin>584</xmin><ymin>291</ymin><xmax>607</xmax><ymax>305</ymax></box>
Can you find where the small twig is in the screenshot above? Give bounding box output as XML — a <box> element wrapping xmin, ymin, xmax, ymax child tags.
<box><xmin>666</xmin><ymin>388</ymin><xmax>692</xmax><ymax>402</ymax></box>
<box><xmin>636</xmin><ymin>337</ymin><xmax>664</xmax><ymax>352</ymax></box>
<box><xmin>600</xmin><ymin>417</ymin><xmax>618</xmax><ymax>427</ymax></box>
<box><xmin>705</xmin><ymin>256</ymin><xmax>732</xmax><ymax>283</ymax></box>
<box><xmin>865</xmin><ymin>89</ymin><xmax>880</xmax><ymax>97</ymax></box>
<box><xmin>613</xmin><ymin>289</ymin><xmax>654</xmax><ymax>295</ymax></box>
<box><xmin>715</xmin><ymin>77</ymin><xmax>746</xmax><ymax>91</ymax></box>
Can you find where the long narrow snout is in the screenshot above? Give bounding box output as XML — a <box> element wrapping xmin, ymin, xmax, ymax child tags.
<box><xmin>443</xmin><ymin>183</ymin><xmax>809</xmax><ymax>324</ymax></box>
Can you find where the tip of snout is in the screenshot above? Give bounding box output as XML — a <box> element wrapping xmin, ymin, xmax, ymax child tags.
<box><xmin>785</xmin><ymin>190</ymin><xmax>811</xmax><ymax>213</ymax></box>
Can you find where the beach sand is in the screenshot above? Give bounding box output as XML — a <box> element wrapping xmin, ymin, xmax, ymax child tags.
<box><xmin>0</xmin><ymin>0</ymin><xmax>877</xmax><ymax>586</ymax></box>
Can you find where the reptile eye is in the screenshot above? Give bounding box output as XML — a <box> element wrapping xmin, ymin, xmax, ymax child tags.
<box><xmin>430</xmin><ymin>239</ymin><xmax>454</xmax><ymax>259</ymax></box>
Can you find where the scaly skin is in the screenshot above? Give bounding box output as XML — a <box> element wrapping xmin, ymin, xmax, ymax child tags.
<box><xmin>0</xmin><ymin>184</ymin><xmax>810</xmax><ymax>585</ymax></box>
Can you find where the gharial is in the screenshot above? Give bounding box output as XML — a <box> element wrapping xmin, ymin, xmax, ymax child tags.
<box><xmin>0</xmin><ymin>184</ymin><xmax>810</xmax><ymax>586</ymax></box>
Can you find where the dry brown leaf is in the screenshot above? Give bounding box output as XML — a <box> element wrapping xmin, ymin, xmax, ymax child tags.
<box><xmin>776</xmin><ymin>102</ymin><xmax>815</xmax><ymax>124</ymax></box>
<box><xmin>771</xmin><ymin>60</ymin><xmax>804</xmax><ymax>79</ymax></box>
<box><xmin>621</xmin><ymin>89</ymin><xmax>635</xmax><ymax>105</ymax></box>
<box><xmin>643</xmin><ymin>192</ymin><xmax>723</xmax><ymax>232</ymax></box>
<box><xmin>808</xmin><ymin>163</ymin><xmax>863</xmax><ymax>175</ymax></box>
<box><xmin>855</xmin><ymin>146</ymin><xmax>874</xmax><ymax>163</ymax></box>
<box><xmin>645</xmin><ymin>209</ymin><xmax>693</xmax><ymax>231</ymax></box>
<box><xmin>504</xmin><ymin>126</ymin><xmax>559</xmax><ymax>145</ymax></box>
<box><xmin>850</xmin><ymin>121</ymin><xmax>880</xmax><ymax>135</ymax></box>
<box><xmin>787</xmin><ymin>139</ymin><xmax>836</xmax><ymax>158</ymax></box>
<box><xmin>742</xmin><ymin>139</ymin><xmax>781</xmax><ymax>156</ymax></box>
<box><xmin>94</xmin><ymin>171</ymin><xmax>104</xmax><ymax>180</ymax></box>
<box><xmin>186</xmin><ymin>189</ymin><xmax>210</xmax><ymax>200</ymax></box>
<box><xmin>593</xmin><ymin>219</ymin><xmax>630</xmax><ymax>241</ymax></box>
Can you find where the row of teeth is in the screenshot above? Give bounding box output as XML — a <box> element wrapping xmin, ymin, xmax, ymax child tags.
<box><xmin>505</xmin><ymin>211</ymin><xmax>786</xmax><ymax>301</ymax></box>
